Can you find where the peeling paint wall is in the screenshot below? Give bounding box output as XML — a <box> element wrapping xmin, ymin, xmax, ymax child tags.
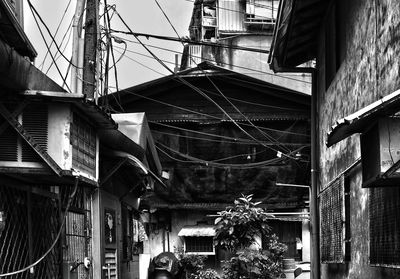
<box><xmin>317</xmin><ymin>0</ymin><xmax>400</xmax><ymax>278</ymax></box>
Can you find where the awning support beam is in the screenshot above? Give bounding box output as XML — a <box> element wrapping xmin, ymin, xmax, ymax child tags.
<box><xmin>382</xmin><ymin>159</ymin><xmax>400</xmax><ymax>178</ymax></box>
<box><xmin>99</xmin><ymin>157</ymin><xmax>128</xmax><ymax>186</ymax></box>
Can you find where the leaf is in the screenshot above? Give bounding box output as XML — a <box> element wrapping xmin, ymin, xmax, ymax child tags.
<box><xmin>214</xmin><ymin>217</ymin><xmax>222</xmax><ymax>224</ymax></box>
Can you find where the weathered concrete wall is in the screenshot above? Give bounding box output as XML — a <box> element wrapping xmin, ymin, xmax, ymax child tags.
<box><xmin>221</xmin><ymin>35</ymin><xmax>311</xmax><ymax>94</ymax></box>
<box><xmin>317</xmin><ymin>0</ymin><xmax>400</xmax><ymax>278</ymax></box>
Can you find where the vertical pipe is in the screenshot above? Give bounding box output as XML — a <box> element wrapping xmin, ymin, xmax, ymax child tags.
<box><xmin>310</xmin><ymin>70</ymin><xmax>320</xmax><ymax>279</ymax></box>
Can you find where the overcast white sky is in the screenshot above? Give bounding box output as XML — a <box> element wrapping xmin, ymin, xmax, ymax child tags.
<box><xmin>24</xmin><ymin>0</ymin><xmax>194</xmax><ymax>91</ymax></box>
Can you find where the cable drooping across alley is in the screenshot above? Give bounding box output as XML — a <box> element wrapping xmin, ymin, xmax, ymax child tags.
<box><xmin>111</xmin><ymin>6</ymin><xmax>304</xmax><ymax>162</ymax></box>
<box><xmin>152</xmin><ymin>0</ymin><xmax>297</xmax><ymax>155</ymax></box>
<box><xmin>0</xmin><ymin>179</ymin><xmax>79</xmax><ymax>277</ymax></box>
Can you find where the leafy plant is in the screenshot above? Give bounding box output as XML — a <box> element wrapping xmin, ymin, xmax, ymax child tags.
<box><xmin>214</xmin><ymin>194</ymin><xmax>287</xmax><ymax>279</ymax></box>
<box><xmin>214</xmin><ymin>194</ymin><xmax>274</xmax><ymax>251</ymax></box>
<box><xmin>192</xmin><ymin>269</ymin><xmax>220</xmax><ymax>279</ymax></box>
<box><xmin>175</xmin><ymin>246</ymin><xmax>207</xmax><ymax>276</ymax></box>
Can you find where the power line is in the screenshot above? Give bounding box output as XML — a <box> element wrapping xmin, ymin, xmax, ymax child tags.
<box><xmin>109</xmin><ymin>84</ymin><xmax>310</xmax><ymax>137</ymax></box>
<box><xmin>28</xmin><ymin>1</ymin><xmax>71</xmax><ymax>93</ymax></box>
<box><xmin>38</xmin><ymin>0</ymin><xmax>73</xmax><ymax>71</ymax></box>
<box><xmin>45</xmin><ymin>17</ymin><xmax>74</xmax><ymax>75</ymax></box>
<box><xmin>150</xmin><ymin>121</ymin><xmax>309</xmax><ymax>144</ymax></box>
<box><xmin>153</xmin><ymin>1</ymin><xmax>295</xmax><ymax>155</ymax></box>
<box><xmin>113</xmin><ymin>6</ymin><xmax>306</xmax><ymax>161</ymax></box>
<box><xmin>26</xmin><ymin>0</ymin><xmax>82</xmax><ymax>70</ymax></box>
<box><xmin>156</xmin><ymin>141</ymin><xmax>306</xmax><ymax>169</ymax></box>
<box><xmin>109</xmin><ymin>29</ymin><xmax>269</xmax><ymax>54</ymax></box>
<box><xmin>114</xmin><ymin>36</ymin><xmax>311</xmax><ymax>84</ymax></box>
<box><xmin>153</xmin><ymin>130</ymin><xmax>310</xmax><ymax>146</ymax></box>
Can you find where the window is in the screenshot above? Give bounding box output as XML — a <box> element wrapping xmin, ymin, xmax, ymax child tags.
<box><xmin>185</xmin><ymin>237</ymin><xmax>214</xmax><ymax>254</ymax></box>
<box><xmin>369</xmin><ymin>187</ymin><xmax>400</xmax><ymax>266</ymax></box>
<box><xmin>320</xmin><ymin>174</ymin><xmax>350</xmax><ymax>263</ymax></box>
<box><xmin>70</xmin><ymin>113</ymin><xmax>96</xmax><ymax>177</ymax></box>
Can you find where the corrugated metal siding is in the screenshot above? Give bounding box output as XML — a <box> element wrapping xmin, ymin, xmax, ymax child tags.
<box><xmin>218</xmin><ymin>0</ymin><xmax>246</xmax><ymax>32</ymax></box>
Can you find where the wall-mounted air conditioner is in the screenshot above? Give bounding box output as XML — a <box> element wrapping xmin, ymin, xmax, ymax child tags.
<box><xmin>0</xmin><ymin>101</ymin><xmax>99</xmax><ymax>182</ymax></box>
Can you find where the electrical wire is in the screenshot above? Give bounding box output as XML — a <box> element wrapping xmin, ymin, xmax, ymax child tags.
<box><xmin>117</xmin><ymin>86</ymin><xmax>310</xmax><ymax>137</ymax></box>
<box><xmin>27</xmin><ymin>0</ymin><xmax>82</xmax><ymax>70</ymax></box>
<box><xmin>152</xmin><ymin>130</ymin><xmax>310</xmax><ymax>146</ymax></box>
<box><xmin>38</xmin><ymin>0</ymin><xmax>73</xmax><ymax>71</ymax></box>
<box><xmin>0</xmin><ymin>180</ymin><xmax>79</xmax><ymax>277</ymax></box>
<box><xmin>111</xmin><ymin>6</ymin><xmax>308</xmax><ymax>161</ymax></box>
<box><xmin>28</xmin><ymin>2</ymin><xmax>72</xmax><ymax>93</ymax></box>
<box><xmin>153</xmin><ymin>1</ymin><xmax>295</xmax><ymax>155</ymax></box>
<box><xmin>150</xmin><ymin>121</ymin><xmax>309</xmax><ymax>144</ymax></box>
<box><xmin>156</xmin><ymin>141</ymin><xmax>307</xmax><ymax>168</ymax></box>
<box><xmin>109</xmin><ymin>29</ymin><xmax>270</xmax><ymax>54</ymax></box>
<box><xmin>113</xmin><ymin>48</ymin><xmax>166</xmax><ymax>76</ymax></box>
<box><xmin>113</xmin><ymin>36</ymin><xmax>311</xmax><ymax>84</ymax></box>
<box><xmin>45</xmin><ymin>17</ymin><xmax>74</xmax><ymax>75</ymax></box>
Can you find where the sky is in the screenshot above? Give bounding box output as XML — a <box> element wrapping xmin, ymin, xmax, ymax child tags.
<box><xmin>23</xmin><ymin>0</ymin><xmax>194</xmax><ymax>92</ymax></box>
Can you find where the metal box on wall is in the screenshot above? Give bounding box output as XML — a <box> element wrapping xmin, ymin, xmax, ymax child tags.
<box><xmin>361</xmin><ymin>117</ymin><xmax>400</xmax><ymax>187</ymax></box>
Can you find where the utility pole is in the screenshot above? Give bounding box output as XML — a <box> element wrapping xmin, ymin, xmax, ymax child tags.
<box><xmin>82</xmin><ymin>0</ymin><xmax>99</xmax><ymax>101</ymax></box>
<box><xmin>70</xmin><ymin>0</ymin><xmax>85</xmax><ymax>94</ymax></box>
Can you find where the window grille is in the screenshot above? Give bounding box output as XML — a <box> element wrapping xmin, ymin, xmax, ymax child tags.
<box><xmin>185</xmin><ymin>237</ymin><xmax>214</xmax><ymax>253</ymax></box>
<box><xmin>320</xmin><ymin>175</ymin><xmax>346</xmax><ymax>263</ymax></box>
<box><xmin>0</xmin><ymin>185</ymin><xmax>61</xmax><ymax>278</ymax></box>
<box><xmin>71</xmin><ymin>113</ymin><xmax>96</xmax><ymax>177</ymax></box>
<box><xmin>369</xmin><ymin>187</ymin><xmax>400</xmax><ymax>267</ymax></box>
<box><xmin>61</xmin><ymin>186</ymin><xmax>92</xmax><ymax>279</ymax></box>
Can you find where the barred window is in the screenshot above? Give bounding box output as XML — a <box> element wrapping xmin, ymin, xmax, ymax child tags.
<box><xmin>370</xmin><ymin>187</ymin><xmax>400</xmax><ymax>266</ymax></box>
<box><xmin>71</xmin><ymin>113</ymin><xmax>96</xmax><ymax>177</ymax></box>
<box><xmin>185</xmin><ymin>237</ymin><xmax>214</xmax><ymax>254</ymax></box>
<box><xmin>320</xmin><ymin>175</ymin><xmax>350</xmax><ymax>263</ymax></box>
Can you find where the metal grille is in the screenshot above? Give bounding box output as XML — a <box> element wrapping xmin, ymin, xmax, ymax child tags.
<box><xmin>21</xmin><ymin>104</ymin><xmax>48</xmax><ymax>162</ymax></box>
<box><xmin>370</xmin><ymin>187</ymin><xmax>400</xmax><ymax>266</ymax></box>
<box><xmin>103</xmin><ymin>249</ymin><xmax>118</xmax><ymax>279</ymax></box>
<box><xmin>62</xmin><ymin>187</ymin><xmax>92</xmax><ymax>279</ymax></box>
<box><xmin>320</xmin><ymin>175</ymin><xmax>344</xmax><ymax>263</ymax></box>
<box><xmin>0</xmin><ymin>185</ymin><xmax>60</xmax><ymax>278</ymax></box>
<box><xmin>185</xmin><ymin>237</ymin><xmax>214</xmax><ymax>253</ymax></box>
<box><xmin>71</xmin><ymin>113</ymin><xmax>96</xmax><ymax>177</ymax></box>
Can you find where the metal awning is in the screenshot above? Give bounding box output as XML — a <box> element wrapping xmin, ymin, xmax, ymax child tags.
<box><xmin>327</xmin><ymin>89</ymin><xmax>400</xmax><ymax>147</ymax></box>
<box><xmin>178</xmin><ymin>225</ymin><xmax>216</xmax><ymax>237</ymax></box>
<box><xmin>101</xmin><ymin>150</ymin><xmax>167</xmax><ymax>188</ymax></box>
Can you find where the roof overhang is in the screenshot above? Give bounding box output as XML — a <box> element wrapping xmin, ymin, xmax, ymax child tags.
<box><xmin>20</xmin><ymin>90</ymin><xmax>116</xmax><ymax>129</ymax></box>
<box><xmin>0</xmin><ymin>0</ymin><xmax>37</xmax><ymax>60</ymax></box>
<box><xmin>269</xmin><ymin>0</ymin><xmax>328</xmax><ymax>70</ymax></box>
<box><xmin>178</xmin><ymin>225</ymin><xmax>216</xmax><ymax>237</ymax></box>
<box><xmin>327</xmin><ymin>89</ymin><xmax>400</xmax><ymax>147</ymax></box>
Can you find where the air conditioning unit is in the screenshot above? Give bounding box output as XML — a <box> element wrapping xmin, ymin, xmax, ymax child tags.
<box><xmin>361</xmin><ymin>117</ymin><xmax>400</xmax><ymax>187</ymax></box>
<box><xmin>0</xmin><ymin>101</ymin><xmax>99</xmax><ymax>181</ymax></box>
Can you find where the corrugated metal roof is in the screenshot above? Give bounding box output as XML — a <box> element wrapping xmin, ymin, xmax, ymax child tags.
<box><xmin>178</xmin><ymin>225</ymin><xmax>216</xmax><ymax>237</ymax></box>
<box><xmin>327</xmin><ymin>89</ymin><xmax>400</xmax><ymax>147</ymax></box>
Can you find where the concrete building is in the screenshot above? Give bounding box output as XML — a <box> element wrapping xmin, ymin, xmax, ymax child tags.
<box><xmin>270</xmin><ymin>0</ymin><xmax>400</xmax><ymax>278</ymax></box>
<box><xmin>181</xmin><ymin>0</ymin><xmax>311</xmax><ymax>94</ymax></box>
<box><xmin>105</xmin><ymin>62</ymin><xmax>312</xmax><ymax>276</ymax></box>
<box><xmin>0</xmin><ymin>1</ymin><xmax>163</xmax><ymax>278</ymax></box>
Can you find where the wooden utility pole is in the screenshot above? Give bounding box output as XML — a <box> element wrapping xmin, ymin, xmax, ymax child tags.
<box><xmin>82</xmin><ymin>0</ymin><xmax>99</xmax><ymax>101</ymax></box>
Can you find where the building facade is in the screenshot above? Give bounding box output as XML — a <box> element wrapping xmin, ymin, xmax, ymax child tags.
<box><xmin>0</xmin><ymin>1</ymin><xmax>163</xmax><ymax>278</ymax></box>
<box><xmin>270</xmin><ymin>0</ymin><xmax>400</xmax><ymax>278</ymax></box>
<box><xmin>181</xmin><ymin>0</ymin><xmax>311</xmax><ymax>94</ymax></box>
<box><xmin>106</xmin><ymin>62</ymin><xmax>312</xmax><ymax>275</ymax></box>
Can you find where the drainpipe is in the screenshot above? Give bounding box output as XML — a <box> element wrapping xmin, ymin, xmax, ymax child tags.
<box><xmin>269</xmin><ymin>65</ymin><xmax>320</xmax><ymax>279</ymax></box>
